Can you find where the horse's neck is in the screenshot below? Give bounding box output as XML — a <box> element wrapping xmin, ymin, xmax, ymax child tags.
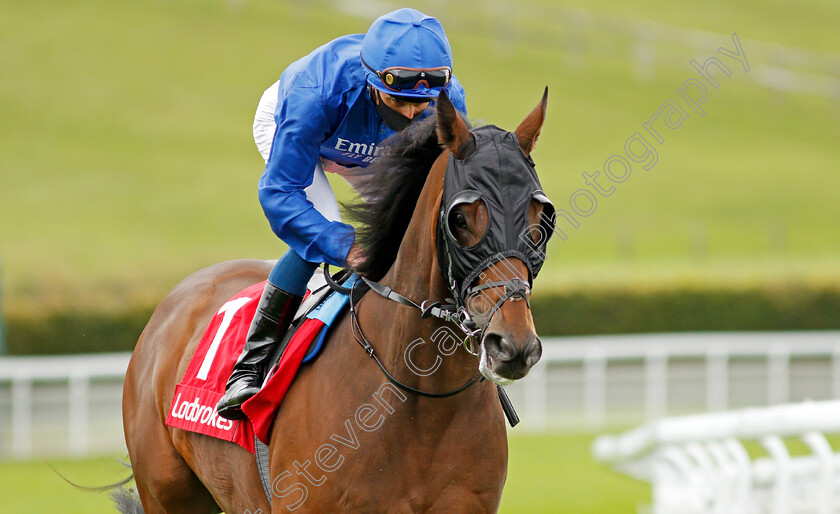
<box><xmin>353</xmin><ymin>264</ymin><xmax>482</xmax><ymax>433</ymax></box>
<box><xmin>355</xmin><ymin>167</ymin><xmax>481</xmax><ymax>409</ymax></box>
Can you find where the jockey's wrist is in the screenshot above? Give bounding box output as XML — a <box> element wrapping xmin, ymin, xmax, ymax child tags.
<box><xmin>345</xmin><ymin>243</ymin><xmax>365</xmax><ymax>269</ymax></box>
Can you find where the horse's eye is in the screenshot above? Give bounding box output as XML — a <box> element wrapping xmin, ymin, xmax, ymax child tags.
<box><xmin>453</xmin><ymin>210</ymin><xmax>468</xmax><ymax>229</ymax></box>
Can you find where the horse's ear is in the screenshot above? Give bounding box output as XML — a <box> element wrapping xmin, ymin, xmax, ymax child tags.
<box><xmin>515</xmin><ymin>87</ymin><xmax>548</xmax><ymax>156</ymax></box>
<box><xmin>436</xmin><ymin>89</ymin><xmax>472</xmax><ymax>159</ymax></box>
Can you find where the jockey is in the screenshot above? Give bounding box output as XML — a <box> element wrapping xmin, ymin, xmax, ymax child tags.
<box><xmin>216</xmin><ymin>8</ymin><xmax>468</xmax><ymax>420</ymax></box>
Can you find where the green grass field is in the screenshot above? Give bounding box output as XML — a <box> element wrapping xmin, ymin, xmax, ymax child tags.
<box><xmin>2</xmin><ymin>0</ymin><xmax>839</xmax><ymax>317</ymax></box>
<box><xmin>0</xmin><ymin>434</ymin><xmax>650</xmax><ymax>513</ymax></box>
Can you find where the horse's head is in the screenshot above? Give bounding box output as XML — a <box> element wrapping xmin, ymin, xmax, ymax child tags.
<box><xmin>435</xmin><ymin>89</ymin><xmax>555</xmax><ymax>385</ymax></box>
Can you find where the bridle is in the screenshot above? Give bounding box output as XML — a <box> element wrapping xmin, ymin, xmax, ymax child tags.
<box><xmin>322</xmin><ymin>261</ymin><xmax>521</xmax><ymax>426</ymax></box>
<box><xmin>323</xmin><ymin>125</ymin><xmax>551</xmax><ymax>424</ymax></box>
<box><xmin>322</xmin><ymin>204</ymin><xmax>534</xmax><ymax>403</ymax></box>
<box><xmin>348</xmin><ymin>276</ymin><xmax>484</xmax><ymax>398</ymax></box>
<box><xmin>325</xmin><ymin>264</ymin><xmax>522</xmax><ymax>399</ymax></box>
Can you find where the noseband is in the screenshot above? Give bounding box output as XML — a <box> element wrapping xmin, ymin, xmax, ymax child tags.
<box><xmin>352</xmin><ymin>270</ymin><xmax>530</xmax><ymax>357</ymax></box>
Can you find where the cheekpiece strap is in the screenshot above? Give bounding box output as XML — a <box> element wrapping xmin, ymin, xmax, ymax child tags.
<box><xmin>360</xmin><ymin>276</ymin><xmax>462</xmax><ymax>325</ymax></box>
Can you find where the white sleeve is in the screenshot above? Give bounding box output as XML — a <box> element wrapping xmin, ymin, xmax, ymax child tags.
<box><xmin>252</xmin><ymin>80</ymin><xmax>281</xmax><ymax>163</ymax></box>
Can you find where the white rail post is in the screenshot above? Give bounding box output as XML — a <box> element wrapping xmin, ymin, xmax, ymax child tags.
<box><xmin>762</xmin><ymin>435</ymin><xmax>792</xmax><ymax>514</ymax></box>
<box><xmin>68</xmin><ymin>371</ymin><xmax>89</xmax><ymax>456</ymax></box>
<box><xmin>645</xmin><ymin>348</ymin><xmax>668</xmax><ymax>421</ymax></box>
<box><xmin>706</xmin><ymin>349</ymin><xmax>728</xmax><ymax>412</ymax></box>
<box><xmin>708</xmin><ymin>441</ymin><xmax>741</xmax><ymax>514</ymax></box>
<box><xmin>724</xmin><ymin>438</ymin><xmax>752</xmax><ymax>513</ymax></box>
<box><xmin>832</xmin><ymin>344</ymin><xmax>840</xmax><ymax>399</ymax></box>
<box><xmin>767</xmin><ymin>347</ymin><xmax>789</xmax><ymax>405</ymax></box>
<box><xmin>660</xmin><ymin>445</ymin><xmax>707</xmax><ymax>511</ymax></box>
<box><xmin>583</xmin><ymin>353</ymin><xmax>606</xmax><ymax>429</ymax></box>
<box><xmin>523</xmin><ymin>358</ymin><xmax>547</xmax><ymax>430</ymax></box>
<box><xmin>802</xmin><ymin>431</ymin><xmax>834</xmax><ymax>514</ymax></box>
<box><xmin>11</xmin><ymin>376</ymin><xmax>32</xmax><ymax>459</ymax></box>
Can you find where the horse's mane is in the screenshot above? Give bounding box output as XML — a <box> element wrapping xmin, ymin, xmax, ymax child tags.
<box><xmin>342</xmin><ymin>115</ymin><xmax>444</xmax><ymax>281</ymax></box>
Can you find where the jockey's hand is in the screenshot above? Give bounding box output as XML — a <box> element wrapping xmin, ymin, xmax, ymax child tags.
<box><xmin>345</xmin><ymin>243</ymin><xmax>365</xmax><ymax>270</ymax></box>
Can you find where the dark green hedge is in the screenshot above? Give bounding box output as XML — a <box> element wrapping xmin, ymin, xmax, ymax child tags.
<box><xmin>5</xmin><ymin>309</ymin><xmax>155</xmax><ymax>355</ymax></box>
<box><xmin>4</xmin><ymin>285</ymin><xmax>840</xmax><ymax>355</ymax></box>
<box><xmin>531</xmin><ymin>286</ymin><xmax>840</xmax><ymax>336</ymax></box>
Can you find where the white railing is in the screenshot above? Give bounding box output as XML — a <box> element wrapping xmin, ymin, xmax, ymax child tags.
<box><xmin>506</xmin><ymin>332</ymin><xmax>840</xmax><ymax>431</ymax></box>
<box><xmin>0</xmin><ymin>353</ymin><xmax>130</xmax><ymax>459</ymax></box>
<box><xmin>592</xmin><ymin>400</ymin><xmax>840</xmax><ymax>513</ymax></box>
<box><xmin>2</xmin><ymin>332</ymin><xmax>840</xmax><ymax>458</ymax></box>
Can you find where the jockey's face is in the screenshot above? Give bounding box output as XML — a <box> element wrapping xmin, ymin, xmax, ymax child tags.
<box><xmin>379</xmin><ymin>92</ymin><xmax>430</xmax><ymax>120</ymax></box>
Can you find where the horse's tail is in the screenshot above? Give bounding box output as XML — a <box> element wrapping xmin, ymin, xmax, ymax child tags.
<box><xmin>110</xmin><ymin>484</ymin><xmax>144</xmax><ymax>514</ymax></box>
<box><xmin>49</xmin><ymin>459</ymin><xmax>144</xmax><ymax>513</ymax></box>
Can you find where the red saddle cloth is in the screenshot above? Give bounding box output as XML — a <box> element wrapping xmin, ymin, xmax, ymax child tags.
<box><xmin>165</xmin><ymin>281</ymin><xmax>322</xmax><ymax>452</ymax></box>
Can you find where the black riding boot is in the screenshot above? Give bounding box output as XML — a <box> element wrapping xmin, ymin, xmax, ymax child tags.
<box><xmin>216</xmin><ymin>281</ymin><xmax>302</xmax><ymax>420</ymax></box>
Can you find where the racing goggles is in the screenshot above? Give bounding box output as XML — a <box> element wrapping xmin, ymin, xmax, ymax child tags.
<box><xmin>362</xmin><ymin>56</ymin><xmax>451</xmax><ymax>92</ymax></box>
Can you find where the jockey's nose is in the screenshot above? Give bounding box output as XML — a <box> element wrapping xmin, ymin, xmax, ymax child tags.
<box><xmin>401</xmin><ymin>104</ymin><xmax>425</xmax><ymax>119</ymax></box>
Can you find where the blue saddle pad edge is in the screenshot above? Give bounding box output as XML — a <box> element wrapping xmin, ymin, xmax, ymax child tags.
<box><xmin>301</xmin><ymin>274</ymin><xmax>359</xmax><ymax>363</ymax></box>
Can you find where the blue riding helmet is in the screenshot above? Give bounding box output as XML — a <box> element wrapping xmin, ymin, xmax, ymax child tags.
<box><xmin>361</xmin><ymin>8</ymin><xmax>454</xmax><ymax>100</ymax></box>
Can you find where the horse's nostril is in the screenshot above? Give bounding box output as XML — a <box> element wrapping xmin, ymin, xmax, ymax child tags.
<box><xmin>484</xmin><ymin>333</ymin><xmax>516</xmax><ymax>361</ymax></box>
<box><xmin>523</xmin><ymin>335</ymin><xmax>542</xmax><ymax>366</ymax></box>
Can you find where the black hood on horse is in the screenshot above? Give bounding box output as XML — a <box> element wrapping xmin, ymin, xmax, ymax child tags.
<box><xmin>437</xmin><ymin>124</ymin><xmax>555</xmax><ymax>302</ymax></box>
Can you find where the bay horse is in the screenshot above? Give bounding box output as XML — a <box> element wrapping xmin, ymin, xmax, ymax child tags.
<box><xmin>122</xmin><ymin>89</ymin><xmax>552</xmax><ymax>513</ymax></box>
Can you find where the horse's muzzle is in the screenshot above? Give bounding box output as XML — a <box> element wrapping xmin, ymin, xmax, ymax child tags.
<box><xmin>480</xmin><ymin>331</ymin><xmax>542</xmax><ymax>383</ymax></box>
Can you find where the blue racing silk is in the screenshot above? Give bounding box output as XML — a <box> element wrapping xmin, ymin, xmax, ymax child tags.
<box><xmin>258</xmin><ymin>34</ymin><xmax>467</xmax><ymax>267</ymax></box>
